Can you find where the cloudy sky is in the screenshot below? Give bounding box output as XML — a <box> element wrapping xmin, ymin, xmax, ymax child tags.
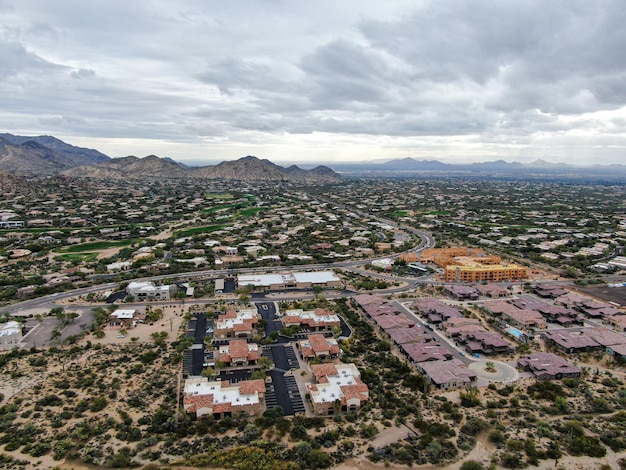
<box><xmin>1</xmin><ymin>0</ymin><xmax>625</xmax><ymax>165</ymax></box>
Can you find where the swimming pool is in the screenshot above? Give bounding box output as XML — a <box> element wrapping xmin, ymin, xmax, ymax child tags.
<box><xmin>506</xmin><ymin>327</ymin><xmax>524</xmax><ymax>339</ymax></box>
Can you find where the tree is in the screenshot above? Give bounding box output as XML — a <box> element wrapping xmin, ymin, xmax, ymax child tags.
<box><xmin>151</xmin><ymin>331</ymin><xmax>168</xmax><ymax>346</ymax></box>
<box><xmin>201</xmin><ymin>367</ymin><xmax>216</xmax><ymax>379</ymax></box>
<box><xmin>460</xmin><ymin>461</ymin><xmax>484</xmax><ymax>470</ymax></box>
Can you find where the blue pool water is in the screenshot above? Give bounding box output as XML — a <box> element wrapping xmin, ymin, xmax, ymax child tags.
<box><xmin>506</xmin><ymin>327</ymin><xmax>524</xmax><ymax>339</ymax></box>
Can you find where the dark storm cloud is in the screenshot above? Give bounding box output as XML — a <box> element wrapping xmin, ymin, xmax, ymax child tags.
<box><xmin>1</xmin><ymin>0</ymin><xmax>625</xmax><ymax>163</ymax></box>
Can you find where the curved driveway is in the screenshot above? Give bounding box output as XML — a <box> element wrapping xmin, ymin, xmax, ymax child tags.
<box><xmin>467</xmin><ymin>360</ymin><xmax>519</xmax><ymax>383</ymax></box>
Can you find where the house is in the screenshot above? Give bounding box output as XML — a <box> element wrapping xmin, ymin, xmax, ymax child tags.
<box><xmin>517</xmin><ymin>352</ymin><xmax>582</xmax><ymax>380</ymax></box>
<box><xmin>417</xmin><ymin>359</ymin><xmax>477</xmax><ymax>390</ymax></box>
<box><xmin>218</xmin><ymin>340</ymin><xmax>261</xmax><ymax>367</ymax></box>
<box><xmin>282</xmin><ymin>308</ymin><xmax>340</xmax><ymax>332</ymax></box>
<box><xmin>306</xmin><ymin>363</ymin><xmax>369</xmax><ymax>415</ymax></box>
<box><xmin>108</xmin><ymin>309</ymin><xmax>144</xmax><ymax>327</ymax></box>
<box><xmin>541</xmin><ymin>329</ymin><xmax>603</xmax><ymax>354</ymax></box>
<box><xmin>214</xmin><ymin>309</ymin><xmax>259</xmax><ymax>340</ymax></box>
<box><xmin>442</xmin><ymin>317</ymin><xmax>484</xmax><ymax>337</ymax></box>
<box><xmin>475</xmin><ymin>284</ymin><xmax>509</xmax><ymax>298</ymax></box>
<box><xmin>106</xmin><ymin>261</ymin><xmax>132</xmax><ymax>272</ymax></box>
<box><xmin>535</xmin><ymin>305</ymin><xmax>584</xmax><ymax>327</ymax></box>
<box><xmin>403</xmin><ymin>343</ymin><xmax>454</xmax><ymax>364</ymax></box>
<box><xmin>576</xmin><ymin>300</ymin><xmax>623</xmax><ymax>319</ymax></box>
<box><xmin>371</xmin><ymin>314</ymin><xmax>413</xmax><ymax>331</ymax></box>
<box><xmin>353</xmin><ymin>294</ymin><xmax>400</xmax><ymax>318</ymax></box>
<box><xmin>502</xmin><ymin>309</ymin><xmax>547</xmax><ymax>329</ymax></box>
<box><xmin>459</xmin><ymin>331</ymin><xmax>512</xmax><ymax>355</ymax></box>
<box><xmin>606</xmin><ymin>315</ymin><xmax>626</xmax><ymax>333</ymax></box>
<box><xmin>411</xmin><ymin>298</ymin><xmax>463</xmax><ymax>324</ymax></box>
<box><xmin>297</xmin><ymin>334</ymin><xmax>341</xmax><ymax>361</ymax></box>
<box><xmin>606</xmin><ymin>343</ymin><xmax>626</xmax><ymax>360</ymax></box>
<box><xmin>533</xmin><ymin>285</ymin><xmax>568</xmax><ymax>299</ymax></box>
<box><xmin>443</xmin><ymin>285</ymin><xmax>479</xmax><ymax>301</ymax></box>
<box><xmin>483</xmin><ymin>299</ymin><xmax>521</xmax><ymax>318</ymax></box>
<box><xmin>386</xmin><ymin>327</ymin><xmax>429</xmax><ymax>346</ymax></box>
<box><xmin>183</xmin><ymin>377</ymin><xmax>266</xmax><ymax>419</ymax></box>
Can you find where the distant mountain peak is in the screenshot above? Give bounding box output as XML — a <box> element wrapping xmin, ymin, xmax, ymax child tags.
<box><xmin>0</xmin><ymin>133</ymin><xmax>111</xmax><ymax>176</ymax></box>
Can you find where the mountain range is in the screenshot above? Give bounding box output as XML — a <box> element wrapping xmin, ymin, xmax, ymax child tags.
<box><xmin>0</xmin><ymin>134</ymin><xmax>341</xmax><ymax>183</ymax></box>
<box><xmin>324</xmin><ymin>157</ymin><xmax>626</xmax><ymax>179</ymax></box>
<box><xmin>1</xmin><ymin>133</ymin><xmax>624</xmax><ymax>181</ymax></box>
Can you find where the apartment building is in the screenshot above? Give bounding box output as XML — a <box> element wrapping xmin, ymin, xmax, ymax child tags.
<box><xmin>306</xmin><ymin>363</ymin><xmax>369</xmax><ymax>415</ymax></box>
<box><xmin>183</xmin><ymin>377</ymin><xmax>266</xmax><ymax>419</ymax></box>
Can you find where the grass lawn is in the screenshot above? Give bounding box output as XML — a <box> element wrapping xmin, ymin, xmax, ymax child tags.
<box><xmin>238</xmin><ymin>207</ymin><xmax>266</xmax><ymax>217</ymax></box>
<box><xmin>391</xmin><ymin>210</ymin><xmax>409</xmax><ymax>216</ymax></box>
<box><xmin>202</xmin><ymin>201</ymin><xmax>252</xmax><ymax>214</ymax></box>
<box><xmin>55</xmin><ymin>252</ymin><xmax>99</xmax><ymax>262</ymax></box>
<box><xmin>57</xmin><ymin>239</ymin><xmax>141</xmax><ymax>253</ymax></box>
<box><xmin>174</xmin><ymin>224</ymin><xmax>227</xmax><ymax>237</ymax></box>
<box><xmin>205</xmin><ymin>192</ymin><xmax>235</xmax><ymax>200</ymax></box>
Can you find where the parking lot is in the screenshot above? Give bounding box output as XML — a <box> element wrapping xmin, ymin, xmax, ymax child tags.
<box><xmin>263</xmin><ymin>344</ymin><xmax>306</xmax><ymax>415</ymax></box>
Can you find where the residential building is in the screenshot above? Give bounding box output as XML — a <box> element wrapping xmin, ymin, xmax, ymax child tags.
<box><xmin>306</xmin><ymin>363</ymin><xmax>369</xmax><ymax>415</ymax></box>
<box><xmin>218</xmin><ymin>340</ymin><xmax>261</xmax><ymax>367</ymax></box>
<box><xmin>282</xmin><ymin>308</ymin><xmax>340</xmax><ymax>332</ymax></box>
<box><xmin>214</xmin><ymin>309</ymin><xmax>259</xmax><ymax>340</ymax></box>
<box><xmin>108</xmin><ymin>309</ymin><xmax>144</xmax><ymax>327</ymax></box>
<box><xmin>517</xmin><ymin>352</ymin><xmax>582</xmax><ymax>380</ymax></box>
<box><xmin>417</xmin><ymin>359</ymin><xmax>477</xmax><ymax>390</ymax></box>
<box><xmin>183</xmin><ymin>377</ymin><xmax>266</xmax><ymax>419</ymax></box>
<box><xmin>296</xmin><ymin>334</ymin><xmax>341</xmax><ymax>361</ymax></box>
<box><xmin>542</xmin><ymin>329</ymin><xmax>604</xmax><ymax>354</ymax></box>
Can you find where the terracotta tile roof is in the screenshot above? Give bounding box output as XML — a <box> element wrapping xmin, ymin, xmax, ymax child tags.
<box><xmin>229</xmin><ymin>339</ymin><xmax>251</xmax><ymax>358</ymax></box>
<box><xmin>183</xmin><ymin>394</ymin><xmax>214</xmax><ymax>413</ymax></box>
<box><xmin>223</xmin><ymin>310</ymin><xmax>238</xmax><ymax>318</ymax></box>
<box><xmin>302</xmin><ymin>333</ymin><xmax>340</xmax><ymax>356</ymax></box>
<box><xmin>311</xmin><ymin>363</ymin><xmax>338</xmax><ymax>378</ymax></box>
<box><xmin>300</xmin><ymin>345</ymin><xmax>315</xmax><ymax>358</ymax></box>
<box><xmin>341</xmin><ymin>384</ymin><xmax>369</xmax><ymax>404</ymax></box>
<box><xmin>238</xmin><ymin>379</ymin><xmax>266</xmax><ymax>395</ymax></box>
<box><xmin>212</xmin><ymin>402</ymin><xmax>232</xmax><ymax>414</ymax></box>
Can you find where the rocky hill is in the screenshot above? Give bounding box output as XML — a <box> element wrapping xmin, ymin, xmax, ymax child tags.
<box><xmin>0</xmin><ymin>134</ymin><xmax>110</xmax><ymax>175</ymax></box>
<box><xmin>61</xmin><ymin>155</ymin><xmax>189</xmax><ymax>179</ymax></box>
<box><xmin>0</xmin><ymin>134</ymin><xmax>342</xmax><ymax>183</ymax></box>
<box><xmin>0</xmin><ymin>170</ymin><xmax>34</xmax><ymax>196</ymax></box>
<box><xmin>65</xmin><ymin>155</ymin><xmax>342</xmax><ymax>183</ymax></box>
<box><xmin>191</xmin><ymin>156</ymin><xmax>340</xmax><ymax>183</ymax></box>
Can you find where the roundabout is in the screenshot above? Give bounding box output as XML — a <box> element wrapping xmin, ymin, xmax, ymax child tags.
<box><xmin>467</xmin><ymin>360</ymin><xmax>519</xmax><ymax>383</ymax></box>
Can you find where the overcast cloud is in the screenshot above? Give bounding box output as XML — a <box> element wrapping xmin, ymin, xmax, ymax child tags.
<box><xmin>1</xmin><ymin>0</ymin><xmax>625</xmax><ymax>165</ymax></box>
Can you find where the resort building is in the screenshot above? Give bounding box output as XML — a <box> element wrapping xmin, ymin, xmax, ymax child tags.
<box><xmin>444</xmin><ymin>261</ymin><xmax>527</xmax><ymax>282</ymax></box>
<box><xmin>306</xmin><ymin>363</ymin><xmax>369</xmax><ymax>415</ymax></box>
<box><xmin>183</xmin><ymin>377</ymin><xmax>266</xmax><ymax>419</ymax></box>
<box><xmin>421</xmin><ymin>247</ymin><xmax>527</xmax><ymax>282</ymax></box>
